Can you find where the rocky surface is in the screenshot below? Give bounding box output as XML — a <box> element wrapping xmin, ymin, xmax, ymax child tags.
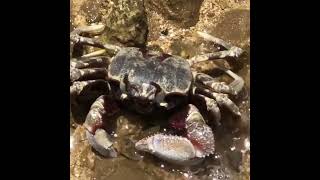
<box><xmin>71</xmin><ymin>0</ymin><xmax>148</xmax><ymax>46</ymax></box>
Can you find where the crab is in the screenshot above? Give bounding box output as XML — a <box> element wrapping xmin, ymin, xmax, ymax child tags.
<box><xmin>70</xmin><ymin>24</ymin><xmax>245</xmax><ymax>165</ymax></box>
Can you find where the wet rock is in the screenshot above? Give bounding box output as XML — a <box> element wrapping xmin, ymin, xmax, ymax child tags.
<box><xmin>80</xmin><ymin>0</ymin><xmax>103</xmax><ymax>24</ymax></box>
<box><xmin>71</xmin><ymin>0</ymin><xmax>148</xmax><ymax>46</ymax></box>
<box><xmin>103</xmin><ymin>0</ymin><xmax>148</xmax><ymax>46</ymax></box>
<box><xmin>210</xmin><ymin>9</ymin><xmax>250</xmax><ymax>48</ymax></box>
<box><xmin>70</xmin><ymin>126</ymin><xmax>96</xmax><ymax>180</ymax></box>
<box><xmin>145</xmin><ymin>0</ymin><xmax>204</xmax><ymax>28</ymax></box>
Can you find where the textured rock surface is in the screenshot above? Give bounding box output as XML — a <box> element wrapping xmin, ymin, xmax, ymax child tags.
<box><xmin>71</xmin><ymin>0</ymin><xmax>148</xmax><ymax>46</ymax></box>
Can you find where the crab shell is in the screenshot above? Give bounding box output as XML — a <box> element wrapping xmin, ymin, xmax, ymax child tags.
<box><xmin>108</xmin><ymin>47</ymin><xmax>193</xmax><ymax>105</ymax></box>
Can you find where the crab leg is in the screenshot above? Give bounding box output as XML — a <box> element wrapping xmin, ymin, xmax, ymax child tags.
<box><xmin>70</xmin><ymin>24</ymin><xmax>121</xmax><ymax>53</ymax></box>
<box><xmin>84</xmin><ymin>95</ymin><xmax>120</xmax><ymax>157</ymax></box>
<box><xmin>71</xmin><ymin>56</ymin><xmax>110</xmax><ymax>69</ymax></box>
<box><xmin>188</xmin><ymin>31</ymin><xmax>244</xmax><ymax>65</ymax></box>
<box><xmin>191</xmin><ymin>93</ymin><xmax>222</xmax><ymax>126</ymax></box>
<box><xmin>194</xmin><ymin>69</ymin><xmax>244</xmax><ymax>95</ymax></box>
<box><xmin>197</xmin><ymin>31</ymin><xmax>237</xmax><ymax>50</ymax></box>
<box><xmin>135</xmin><ymin>104</ymin><xmax>215</xmax><ymax>165</ymax></box>
<box><xmin>195</xmin><ymin>73</ymin><xmax>235</xmax><ymax>95</ymax></box>
<box><xmin>70</xmin><ymin>66</ymin><xmax>108</xmax><ymax>82</ymax></box>
<box><xmin>195</xmin><ymin>87</ymin><xmax>241</xmax><ymax>116</ymax></box>
<box><xmin>70</xmin><ymin>24</ymin><xmax>105</xmax><ymax>56</ymax></box>
<box><xmin>70</xmin><ymin>80</ymin><xmax>111</xmax><ymax>99</ymax></box>
<box><xmin>224</xmin><ymin>68</ymin><xmax>245</xmax><ymax>95</ymax></box>
<box><xmin>71</xmin><ymin>24</ymin><xmax>106</xmax><ymax>34</ymax></box>
<box><xmin>81</xmin><ymin>49</ymin><xmax>107</xmax><ymax>58</ymax></box>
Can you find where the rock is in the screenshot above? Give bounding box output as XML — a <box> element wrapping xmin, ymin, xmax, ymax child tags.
<box><xmin>210</xmin><ymin>9</ymin><xmax>250</xmax><ymax>48</ymax></box>
<box><xmin>145</xmin><ymin>0</ymin><xmax>204</xmax><ymax>28</ymax></box>
<box><xmin>71</xmin><ymin>0</ymin><xmax>148</xmax><ymax>46</ymax></box>
<box><xmin>70</xmin><ymin>126</ymin><xmax>96</xmax><ymax>180</ymax></box>
<box><xmin>102</xmin><ymin>0</ymin><xmax>148</xmax><ymax>46</ymax></box>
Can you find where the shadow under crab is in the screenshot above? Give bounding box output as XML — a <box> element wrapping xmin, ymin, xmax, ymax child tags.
<box><xmin>70</xmin><ymin>24</ymin><xmax>245</xmax><ymax>166</ymax></box>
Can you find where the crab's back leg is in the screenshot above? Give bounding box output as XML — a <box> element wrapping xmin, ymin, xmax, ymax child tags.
<box><xmin>71</xmin><ymin>67</ymin><xmax>108</xmax><ymax>83</ymax></box>
<box><xmin>194</xmin><ymin>69</ymin><xmax>244</xmax><ymax>96</ymax></box>
<box><xmin>70</xmin><ymin>56</ymin><xmax>110</xmax><ymax>83</ymax></box>
<box><xmin>70</xmin><ymin>24</ymin><xmax>105</xmax><ymax>56</ymax></box>
<box><xmin>195</xmin><ymin>87</ymin><xmax>241</xmax><ymax>117</ymax></box>
<box><xmin>84</xmin><ymin>95</ymin><xmax>120</xmax><ymax>157</ymax></box>
<box><xmin>71</xmin><ymin>56</ymin><xmax>110</xmax><ymax>69</ymax></box>
<box><xmin>70</xmin><ymin>24</ymin><xmax>121</xmax><ymax>54</ymax></box>
<box><xmin>224</xmin><ymin>68</ymin><xmax>245</xmax><ymax>95</ymax></box>
<box><xmin>70</xmin><ymin>80</ymin><xmax>111</xmax><ymax>101</ymax></box>
<box><xmin>187</xmin><ymin>31</ymin><xmax>244</xmax><ymax>65</ymax></box>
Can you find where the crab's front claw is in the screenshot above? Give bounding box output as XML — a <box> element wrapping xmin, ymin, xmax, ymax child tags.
<box><xmin>169</xmin><ymin>104</ymin><xmax>216</xmax><ymax>156</ymax></box>
<box><xmin>135</xmin><ymin>105</ymin><xmax>215</xmax><ymax>165</ymax></box>
<box><xmin>135</xmin><ymin>134</ymin><xmax>204</xmax><ymax>166</ymax></box>
<box><xmin>83</xmin><ymin>95</ymin><xmax>120</xmax><ymax>157</ymax></box>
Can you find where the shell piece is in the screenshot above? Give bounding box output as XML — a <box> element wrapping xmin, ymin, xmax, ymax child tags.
<box><xmin>135</xmin><ymin>134</ymin><xmax>204</xmax><ymax>165</ymax></box>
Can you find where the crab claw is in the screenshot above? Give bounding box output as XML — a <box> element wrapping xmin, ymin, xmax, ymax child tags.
<box><xmin>135</xmin><ymin>134</ymin><xmax>204</xmax><ymax>166</ymax></box>
<box><xmin>83</xmin><ymin>95</ymin><xmax>119</xmax><ymax>157</ymax></box>
<box><xmin>135</xmin><ymin>104</ymin><xmax>215</xmax><ymax>165</ymax></box>
<box><xmin>169</xmin><ymin>104</ymin><xmax>215</xmax><ymax>156</ymax></box>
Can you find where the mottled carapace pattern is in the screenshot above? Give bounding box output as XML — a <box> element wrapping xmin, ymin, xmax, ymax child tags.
<box><xmin>108</xmin><ymin>47</ymin><xmax>193</xmax><ymax>95</ymax></box>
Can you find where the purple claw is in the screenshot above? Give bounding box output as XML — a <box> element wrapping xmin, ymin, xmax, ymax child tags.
<box><xmin>84</xmin><ymin>95</ymin><xmax>120</xmax><ymax>157</ymax></box>
<box><xmin>169</xmin><ymin>104</ymin><xmax>215</xmax><ymax>156</ymax></box>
